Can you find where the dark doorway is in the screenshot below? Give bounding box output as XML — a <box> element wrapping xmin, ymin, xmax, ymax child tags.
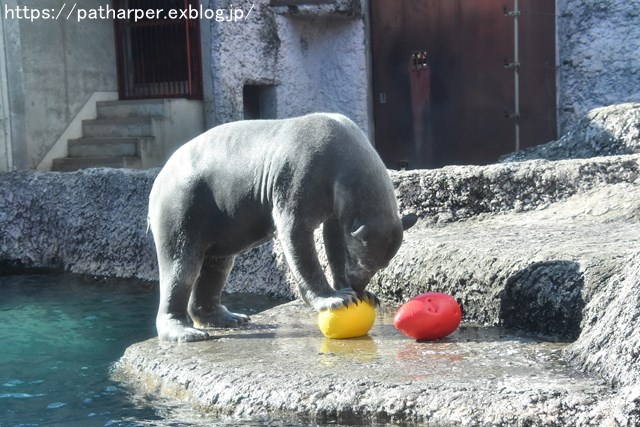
<box><xmin>114</xmin><ymin>0</ymin><xmax>203</xmax><ymax>99</ymax></box>
<box><xmin>370</xmin><ymin>0</ymin><xmax>557</xmax><ymax>169</ymax></box>
<box><xmin>243</xmin><ymin>84</ymin><xmax>278</xmax><ymax>120</ymax></box>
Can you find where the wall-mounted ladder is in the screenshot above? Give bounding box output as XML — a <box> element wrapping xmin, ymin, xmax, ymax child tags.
<box><xmin>504</xmin><ymin>0</ymin><xmax>521</xmax><ymax>153</ymax></box>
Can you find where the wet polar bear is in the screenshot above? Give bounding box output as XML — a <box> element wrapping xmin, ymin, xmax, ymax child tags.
<box><xmin>148</xmin><ymin>113</ymin><xmax>417</xmax><ymax>342</ymax></box>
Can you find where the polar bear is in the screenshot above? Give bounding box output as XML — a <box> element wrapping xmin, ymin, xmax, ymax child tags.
<box><xmin>148</xmin><ymin>113</ymin><xmax>416</xmax><ymax>342</ymax></box>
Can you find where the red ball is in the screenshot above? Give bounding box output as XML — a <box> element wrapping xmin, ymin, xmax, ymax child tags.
<box><xmin>393</xmin><ymin>292</ymin><xmax>462</xmax><ymax>340</ymax></box>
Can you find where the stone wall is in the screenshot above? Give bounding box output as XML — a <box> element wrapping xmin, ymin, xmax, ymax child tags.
<box><xmin>566</xmin><ymin>251</ymin><xmax>640</xmax><ymax>388</ymax></box>
<box><xmin>392</xmin><ymin>154</ymin><xmax>640</xmax><ymax>224</ymax></box>
<box><xmin>0</xmin><ymin>167</ymin><xmax>298</xmax><ymax>298</ymax></box>
<box><xmin>208</xmin><ymin>0</ymin><xmax>370</xmax><ymax>133</ymax></box>
<box><xmin>209</xmin><ymin>0</ymin><xmax>640</xmax><ymax>146</ymax></box>
<box><xmin>3</xmin><ymin>152</ymin><xmax>638</xmax><ymax>288</ymax></box>
<box><xmin>556</xmin><ymin>0</ymin><xmax>640</xmax><ymax>133</ymax></box>
<box><xmin>0</xmin><ymin>169</ymin><xmax>156</xmax><ymax>279</ymax></box>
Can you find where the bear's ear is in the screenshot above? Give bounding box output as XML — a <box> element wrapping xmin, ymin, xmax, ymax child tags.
<box><xmin>351</xmin><ymin>224</ymin><xmax>369</xmax><ymax>242</ymax></box>
<box><xmin>401</xmin><ymin>213</ymin><xmax>418</xmax><ymax>231</ymax></box>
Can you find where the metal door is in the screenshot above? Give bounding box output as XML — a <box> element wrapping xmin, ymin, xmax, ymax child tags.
<box><xmin>114</xmin><ymin>0</ymin><xmax>203</xmax><ymax>99</ymax></box>
<box><xmin>370</xmin><ymin>0</ymin><xmax>556</xmax><ymax>169</ymax></box>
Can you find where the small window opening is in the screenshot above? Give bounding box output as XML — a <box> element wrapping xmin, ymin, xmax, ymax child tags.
<box><xmin>243</xmin><ymin>84</ymin><xmax>277</xmax><ymax>120</ymax></box>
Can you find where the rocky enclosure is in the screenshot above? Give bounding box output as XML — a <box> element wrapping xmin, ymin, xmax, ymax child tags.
<box><xmin>2</xmin><ymin>104</ymin><xmax>640</xmax><ymax>424</ymax></box>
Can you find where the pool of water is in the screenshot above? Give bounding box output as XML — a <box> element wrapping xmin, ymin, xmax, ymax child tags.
<box><xmin>0</xmin><ymin>273</ymin><xmax>287</xmax><ymax>427</ymax></box>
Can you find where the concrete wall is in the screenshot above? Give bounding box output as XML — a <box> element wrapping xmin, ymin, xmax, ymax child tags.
<box><xmin>1</xmin><ymin>0</ymin><xmax>27</xmax><ymax>171</ymax></box>
<box><xmin>275</xmin><ymin>11</ymin><xmax>369</xmax><ymax>130</ymax></box>
<box><xmin>142</xmin><ymin>99</ymin><xmax>206</xmax><ymax>168</ymax></box>
<box><xmin>1</xmin><ymin>0</ymin><xmax>118</xmax><ymax>170</ymax></box>
<box><xmin>209</xmin><ymin>0</ymin><xmax>370</xmax><ymax>134</ymax></box>
<box><xmin>0</xmin><ymin>8</ymin><xmax>11</xmax><ymax>172</ymax></box>
<box><xmin>556</xmin><ymin>0</ymin><xmax>640</xmax><ymax>134</ymax></box>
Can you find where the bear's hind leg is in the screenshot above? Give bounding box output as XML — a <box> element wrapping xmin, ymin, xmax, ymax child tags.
<box><xmin>156</xmin><ymin>255</ymin><xmax>210</xmax><ymax>343</ymax></box>
<box><xmin>188</xmin><ymin>255</ymin><xmax>250</xmax><ymax>328</ymax></box>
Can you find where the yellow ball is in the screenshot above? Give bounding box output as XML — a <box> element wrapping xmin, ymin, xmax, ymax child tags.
<box><xmin>317</xmin><ymin>300</ymin><xmax>376</xmax><ymax>339</ymax></box>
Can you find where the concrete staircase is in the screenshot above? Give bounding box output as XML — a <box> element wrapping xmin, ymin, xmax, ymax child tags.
<box><xmin>52</xmin><ymin>98</ymin><xmax>205</xmax><ymax>171</ymax></box>
<box><xmin>52</xmin><ymin>99</ymin><xmax>165</xmax><ymax>171</ymax></box>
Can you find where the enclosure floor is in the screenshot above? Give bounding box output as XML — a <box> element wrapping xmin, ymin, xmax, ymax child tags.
<box><xmin>114</xmin><ymin>301</ymin><xmax>614</xmax><ymax>426</ymax></box>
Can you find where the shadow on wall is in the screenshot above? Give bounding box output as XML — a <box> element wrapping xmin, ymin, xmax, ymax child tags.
<box><xmin>499</xmin><ymin>261</ymin><xmax>585</xmax><ymax>340</ymax></box>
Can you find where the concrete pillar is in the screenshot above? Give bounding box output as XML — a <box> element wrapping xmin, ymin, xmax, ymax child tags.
<box><xmin>0</xmin><ymin>0</ymin><xmax>27</xmax><ymax>170</ymax></box>
<box><xmin>0</xmin><ymin>11</ymin><xmax>11</xmax><ymax>171</ymax></box>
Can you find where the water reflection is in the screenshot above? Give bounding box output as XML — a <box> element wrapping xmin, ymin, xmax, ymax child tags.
<box><xmin>318</xmin><ymin>336</ymin><xmax>379</xmax><ymax>366</ymax></box>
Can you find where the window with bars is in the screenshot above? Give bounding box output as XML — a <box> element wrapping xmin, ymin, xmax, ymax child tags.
<box><xmin>114</xmin><ymin>0</ymin><xmax>203</xmax><ymax>99</ymax></box>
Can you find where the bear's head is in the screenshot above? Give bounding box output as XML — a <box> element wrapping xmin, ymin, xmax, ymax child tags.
<box><xmin>344</xmin><ymin>213</ymin><xmax>417</xmax><ymax>292</ymax></box>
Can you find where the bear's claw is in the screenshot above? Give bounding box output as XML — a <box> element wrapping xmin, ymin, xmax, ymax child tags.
<box><xmin>358</xmin><ymin>290</ymin><xmax>380</xmax><ymax>307</ymax></box>
<box><xmin>312</xmin><ymin>288</ymin><xmax>375</xmax><ymax>311</ymax></box>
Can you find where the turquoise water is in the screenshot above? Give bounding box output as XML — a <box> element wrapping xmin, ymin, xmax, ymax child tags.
<box><xmin>0</xmin><ymin>273</ymin><xmax>285</xmax><ymax>426</ymax></box>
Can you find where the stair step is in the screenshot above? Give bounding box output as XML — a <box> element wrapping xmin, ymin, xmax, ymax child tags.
<box><xmin>57</xmin><ymin>98</ymin><xmax>179</xmax><ymax>171</ymax></box>
<box><xmin>82</xmin><ymin>118</ymin><xmax>153</xmax><ymax>138</ymax></box>
<box><xmin>97</xmin><ymin>99</ymin><xmax>166</xmax><ymax>120</ymax></box>
<box><xmin>52</xmin><ymin>156</ymin><xmax>142</xmax><ymax>172</ymax></box>
<box><xmin>68</xmin><ymin>137</ymin><xmax>146</xmax><ymax>158</ymax></box>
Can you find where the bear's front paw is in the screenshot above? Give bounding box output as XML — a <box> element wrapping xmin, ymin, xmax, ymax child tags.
<box><xmin>312</xmin><ymin>288</ymin><xmax>360</xmax><ymax>311</ymax></box>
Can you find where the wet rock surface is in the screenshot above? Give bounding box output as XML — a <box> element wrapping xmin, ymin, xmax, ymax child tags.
<box><xmin>113</xmin><ymin>302</ymin><xmax>621</xmax><ymax>426</ymax></box>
